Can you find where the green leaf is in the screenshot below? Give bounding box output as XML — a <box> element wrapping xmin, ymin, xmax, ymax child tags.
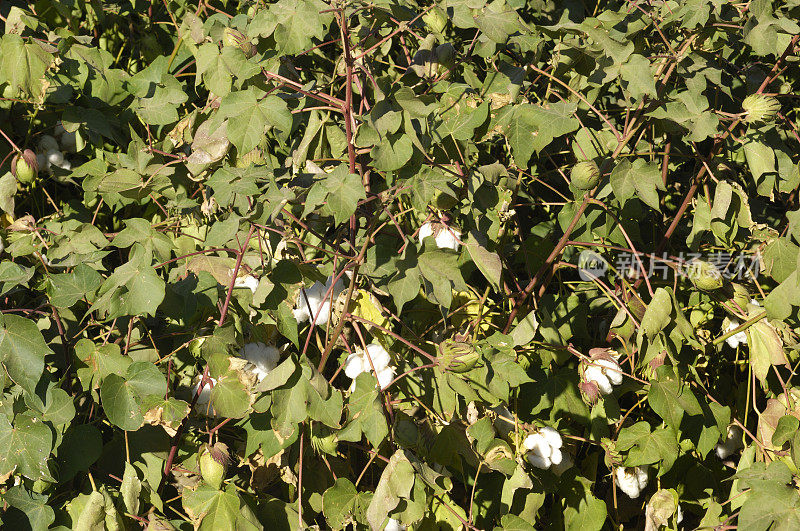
<box><xmin>2</xmin><ymin>486</ymin><xmax>56</xmax><ymax>531</ymax></box>
<box><xmin>218</xmin><ymin>87</ymin><xmax>291</xmax><ymax>155</ymax></box>
<box><xmin>610</xmin><ymin>159</ymin><xmax>665</xmax><ymax>210</ymax></box>
<box><xmin>303</xmin><ymin>165</ymin><xmax>366</xmax><ymax>225</ymax></box>
<box><xmin>0</xmin><ymin>314</ymin><xmax>51</xmax><ymax>395</ymax></box>
<box><xmin>772</xmin><ymin>415</ymin><xmax>800</xmax><ymax>447</ymax></box>
<box><xmin>100</xmin><ymin>361</ymin><xmax>166</xmax><ymax>431</ymax></box>
<box><xmin>47</xmin><ymin>263</ymin><xmax>103</xmax><ymax>308</ymax></box>
<box><xmin>338</xmin><ymin>372</ymin><xmax>389</xmax><ymax>448</ymax></box>
<box><xmin>366</xmin><ymin>450</ymin><xmax>415</xmax><ymax>530</ymax></box>
<box><xmin>616</xmin><ymin>421</ymin><xmax>679</xmax><ymax>472</ymax></box>
<box><xmin>639</xmin><ymin>288</ymin><xmax>673</xmax><ymax>340</ymax></box>
<box><xmin>323</xmin><ymin>478</ymin><xmax>360</xmax><ymax>529</ymax></box>
<box><xmin>250</xmin><ymin>0</ymin><xmax>334</xmax><ymax>55</ymax></box>
<box><xmin>182</xmin><ymin>484</ymin><xmax>241</xmax><ymax>531</ymax></box>
<box><xmin>0</xmin><ymin>34</ymin><xmax>52</xmax><ymax>97</ymax></box>
<box><xmin>0</xmin><ymin>412</ymin><xmax>54</xmax><ymax>481</ymax></box>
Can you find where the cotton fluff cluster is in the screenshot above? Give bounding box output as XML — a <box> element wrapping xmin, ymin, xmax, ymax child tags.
<box><xmin>723</xmin><ymin>319</ymin><xmax>747</xmax><ymax>348</ymax></box>
<box><xmin>232</xmin><ymin>270</ymin><xmax>259</xmax><ymax>294</ymax></box>
<box><xmin>523</xmin><ymin>427</ymin><xmax>564</xmax><ymax>469</ymax></box>
<box><xmin>293</xmin><ymin>276</ymin><xmax>344</xmax><ymax>326</ymax></box>
<box><xmin>384</xmin><ymin>518</ymin><xmax>406</xmax><ymax>531</ymax></box>
<box><xmin>194</xmin><ymin>377</ymin><xmax>219</xmax><ymax>417</ymax></box>
<box><xmin>584</xmin><ymin>358</ymin><xmax>623</xmax><ymax>395</ymax></box>
<box><xmin>615</xmin><ymin>466</ymin><xmax>648</xmax><ymax>498</ymax></box>
<box><xmin>238</xmin><ymin>342</ymin><xmax>279</xmax><ymax>382</ymax></box>
<box><xmin>418</xmin><ymin>222</ymin><xmax>461</xmax><ymax>251</ymax></box>
<box><xmin>344</xmin><ymin>343</ymin><xmax>395</xmax><ymax>391</ymax></box>
<box><xmin>36</xmin><ymin>134</ymin><xmax>73</xmax><ymax>175</ymax></box>
<box><xmin>715</xmin><ymin>424</ymin><xmax>744</xmax><ymax>459</ymax></box>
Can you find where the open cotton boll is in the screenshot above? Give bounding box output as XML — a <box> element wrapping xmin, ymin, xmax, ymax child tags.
<box><xmin>384</xmin><ymin>518</ymin><xmax>406</xmax><ymax>531</ymax></box>
<box><xmin>615</xmin><ymin>466</ymin><xmax>648</xmax><ymax>498</ymax></box>
<box><xmin>194</xmin><ymin>377</ymin><xmax>219</xmax><ymax>416</ymax></box>
<box><xmin>715</xmin><ymin>424</ymin><xmax>744</xmax><ymax>459</ymax></box>
<box><xmin>539</xmin><ymin>426</ymin><xmax>563</xmax><ymax>449</ymax></box>
<box><xmin>376</xmin><ymin>366</ymin><xmax>396</xmax><ymax>389</ymax></box>
<box><xmin>294</xmin><ymin>275</ymin><xmax>345</xmax><ymax>326</ymax></box>
<box><xmin>724</xmin><ymin>319</ymin><xmax>747</xmax><ymax>348</ymax></box>
<box><xmin>46</xmin><ymin>149</ymin><xmax>64</xmax><ymax>166</ymax></box>
<box><xmin>523</xmin><ymin>431</ymin><xmax>562</xmax><ymax>469</ymax></box>
<box><xmin>364</xmin><ymin>343</ymin><xmax>391</xmax><ymax>371</ymax></box>
<box><xmin>38</xmin><ymin>135</ymin><xmax>60</xmax><ymax>153</ymax></box>
<box><xmin>418</xmin><ymin>222</ymin><xmax>435</xmax><ymax>242</ymax></box>
<box><xmin>585</xmin><ymin>365</ymin><xmax>613</xmax><ymax>395</ymax></box>
<box><xmin>238</xmin><ymin>343</ymin><xmax>279</xmax><ymax>382</ymax></box>
<box><xmin>596</xmin><ymin>359</ymin><xmax>623</xmax><ymax>386</ymax></box>
<box><xmin>344</xmin><ymin>352</ymin><xmax>365</xmax><ymax>379</ymax></box>
<box><xmin>232</xmin><ymin>272</ymin><xmax>259</xmax><ymax>294</ymax></box>
<box><xmin>36</xmin><ymin>152</ymin><xmax>49</xmax><ymax>174</ymax></box>
<box><xmin>60</xmin><ymin>130</ymin><xmax>77</xmax><ymax>153</ymax></box>
<box><xmin>434</xmin><ymin>226</ymin><xmax>461</xmax><ymax>251</ymax></box>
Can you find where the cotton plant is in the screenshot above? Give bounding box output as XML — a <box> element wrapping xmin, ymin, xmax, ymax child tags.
<box><xmin>293</xmin><ymin>275</ymin><xmax>345</xmax><ymax>326</ymax></box>
<box><xmin>238</xmin><ymin>342</ymin><xmax>280</xmax><ymax>382</ymax></box>
<box><xmin>523</xmin><ymin>426</ymin><xmax>564</xmax><ymax>469</ymax></box>
<box><xmin>715</xmin><ymin>424</ymin><xmax>744</xmax><ymax>459</ymax></box>
<box><xmin>580</xmin><ymin>348</ymin><xmax>624</xmax><ymax>401</ymax></box>
<box><xmin>344</xmin><ymin>343</ymin><xmax>396</xmax><ymax>391</ymax></box>
<box><xmin>615</xmin><ymin>466</ymin><xmax>649</xmax><ymax>498</ymax></box>
<box><xmin>418</xmin><ymin>221</ymin><xmax>461</xmax><ymax>251</ymax></box>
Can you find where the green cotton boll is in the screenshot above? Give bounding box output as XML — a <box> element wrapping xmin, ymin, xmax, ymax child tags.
<box><xmin>742</xmin><ymin>94</ymin><xmax>781</xmax><ymax>123</ymax></box>
<box><xmin>570</xmin><ymin>161</ymin><xmax>601</xmax><ymax>190</ymax></box>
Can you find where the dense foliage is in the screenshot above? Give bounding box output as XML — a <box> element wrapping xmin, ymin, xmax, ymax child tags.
<box><xmin>1</xmin><ymin>0</ymin><xmax>800</xmax><ymax>529</ymax></box>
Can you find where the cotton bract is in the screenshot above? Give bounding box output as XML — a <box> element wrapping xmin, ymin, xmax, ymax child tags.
<box><xmin>238</xmin><ymin>342</ymin><xmax>279</xmax><ymax>382</ymax></box>
<box><xmin>293</xmin><ymin>276</ymin><xmax>345</xmax><ymax>325</ymax></box>
<box><xmin>523</xmin><ymin>427</ymin><xmax>563</xmax><ymax>469</ymax></box>
<box><xmin>344</xmin><ymin>343</ymin><xmax>395</xmax><ymax>391</ymax></box>
<box><xmin>584</xmin><ymin>358</ymin><xmax>623</xmax><ymax>395</ymax></box>
<box><xmin>418</xmin><ymin>222</ymin><xmax>461</xmax><ymax>251</ymax></box>
<box><xmin>615</xmin><ymin>466</ymin><xmax>648</xmax><ymax>498</ymax></box>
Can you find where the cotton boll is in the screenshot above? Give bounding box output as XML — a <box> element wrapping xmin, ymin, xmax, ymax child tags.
<box><xmin>526</xmin><ymin>452</ymin><xmax>550</xmax><ymax>469</ymax></box>
<box><xmin>293</xmin><ymin>306</ymin><xmax>311</xmax><ymax>324</ymax></box>
<box><xmin>523</xmin><ymin>433</ymin><xmax>545</xmax><ymax>451</ymax></box>
<box><xmin>549</xmin><ymin>447</ymin><xmax>563</xmax><ymax>466</ymax></box>
<box><xmin>54</xmin><ymin>159</ymin><xmax>71</xmax><ymax>171</ymax></box>
<box><xmin>344</xmin><ymin>352</ymin><xmax>365</xmax><ymax>379</ymax></box>
<box><xmin>53</xmin><ymin>122</ymin><xmax>66</xmax><ymax>137</ymax></box>
<box><xmin>551</xmin><ymin>451</ymin><xmax>573</xmax><ymax>475</ymax></box>
<box><xmin>60</xmin><ymin>130</ymin><xmax>77</xmax><ymax>153</ymax></box>
<box><xmin>418</xmin><ymin>222</ymin><xmax>435</xmax><ymax>243</ymax></box>
<box><xmin>597</xmin><ymin>358</ymin><xmax>623</xmax><ymax>386</ymax></box>
<box><xmin>384</xmin><ymin>518</ymin><xmax>406</xmax><ymax>531</ymax></box>
<box><xmin>715</xmin><ymin>424</ymin><xmax>744</xmax><ymax>459</ymax></box>
<box><xmin>239</xmin><ymin>343</ymin><xmax>279</xmax><ymax>375</ymax></box>
<box><xmin>233</xmin><ymin>274</ymin><xmax>259</xmax><ymax>294</ymax></box>
<box><xmin>36</xmin><ymin>153</ymin><xmax>49</xmax><ymax>174</ymax></box>
<box><xmin>615</xmin><ymin>466</ymin><xmax>648</xmax><ymax>498</ymax></box>
<box><xmin>46</xmin><ymin>149</ymin><xmax>64</xmax><ymax>166</ymax></box>
<box><xmin>364</xmin><ymin>343</ymin><xmax>391</xmax><ymax>370</ymax></box>
<box><xmin>724</xmin><ymin>319</ymin><xmax>747</xmax><ymax>348</ymax></box>
<box><xmin>435</xmin><ymin>227</ymin><xmax>461</xmax><ymax>251</ymax></box>
<box><xmin>540</xmin><ymin>427</ymin><xmax>563</xmax><ymax>449</ymax></box>
<box><xmin>194</xmin><ymin>377</ymin><xmax>219</xmax><ymax>417</ymax></box>
<box><xmin>313</xmin><ymin>300</ymin><xmax>332</xmax><ymax>325</ymax></box>
<box><xmin>585</xmin><ymin>365</ymin><xmax>612</xmax><ymax>395</ymax></box>
<box><xmin>376</xmin><ymin>366</ymin><xmax>395</xmax><ymax>389</ymax></box>
<box><xmin>38</xmin><ymin>135</ymin><xmax>59</xmax><ymax>153</ymax></box>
